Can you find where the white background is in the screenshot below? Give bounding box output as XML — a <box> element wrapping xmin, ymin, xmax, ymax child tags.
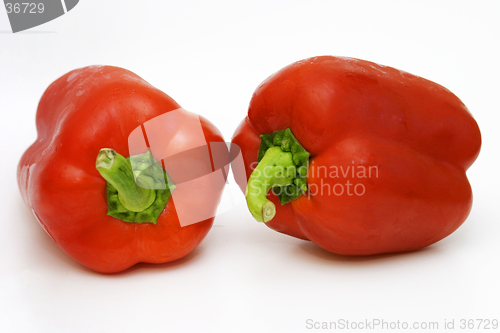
<box><xmin>1</xmin><ymin>1</ymin><xmax>499</xmax><ymax>332</ymax></box>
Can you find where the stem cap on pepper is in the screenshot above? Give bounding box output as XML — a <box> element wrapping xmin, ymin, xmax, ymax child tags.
<box><xmin>246</xmin><ymin>128</ymin><xmax>310</xmax><ymax>222</ymax></box>
<box><xmin>96</xmin><ymin>149</ymin><xmax>175</xmax><ymax>224</ymax></box>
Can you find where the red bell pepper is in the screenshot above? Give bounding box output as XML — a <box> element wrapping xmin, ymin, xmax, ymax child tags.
<box><xmin>18</xmin><ymin>66</ymin><xmax>226</xmax><ymax>273</ymax></box>
<box><xmin>232</xmin><ymin>56</ymin><xmax>481</xmax><ymax>255</ymax></box>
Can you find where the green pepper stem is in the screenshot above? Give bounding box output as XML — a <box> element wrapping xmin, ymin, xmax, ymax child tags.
<box><xmin>96</xmin><ymin>149</ymin><xmax>156</xmax><ymax>212</ymax></box>
<box><xmin>246</xmin><ymin>146</ymin><xmax>296</xmax><ymax>222</ymax></box>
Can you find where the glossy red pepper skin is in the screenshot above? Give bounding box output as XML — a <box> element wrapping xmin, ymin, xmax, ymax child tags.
<box><xmin>232</xmin><ymin>56</ymin><xmax>481</xmax><ymax>255</ymax></box>
<box><xmin>18</xmin><ymin>66</ymin><xmax>224</xmax><ymax>273</ymax></box>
